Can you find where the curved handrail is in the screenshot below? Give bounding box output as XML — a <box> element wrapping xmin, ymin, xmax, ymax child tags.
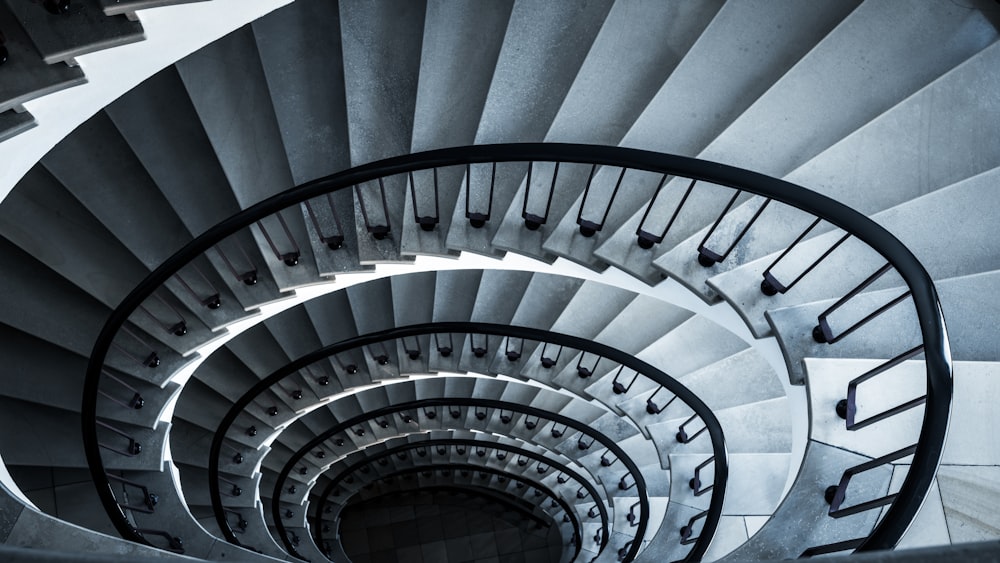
<box><xmin>82</xmin><ymin>143</ymin><xmax>950</xmax><ymax>559</ymax></box>
<box><xmin>310</xmin><ymin>436</ymin><xmax>610</xmax><ymax>557</ymax></box>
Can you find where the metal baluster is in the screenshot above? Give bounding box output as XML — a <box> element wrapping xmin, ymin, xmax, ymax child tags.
<box><xmin>676</xmin><ymin>413</ymin><xmax>707</xmax><ymax>443</ymax></box>
<box><xmin>107</xmin><ymin>473</ymin><xmax>157</xmax><ymax>514</ymax></box>
<box><xmin>761</xmin><ymin>219</ymin><xmax>848</xmax><ymax>295</ymax></box>
<box><xmin>402</xmin><ymin>336</ymin><xmax>422</xmax><ymax>360</ymax></box>
<box><xmin>369</xmin><ymin>342</ymin><xmax>390</xmax><ymax>365</ymax></box>
<box><xmin>332</xmin><ymin>353</ymin><xmax>358</xmax><ymax>375</ymax></box>
<box><xmin>577</xmin><ymin>166</ymin><xmax>623</xmax><ymax>237</ymax></box>
<box><xmin>504</xmin><ymin>336</ymin><xmax>524</xmax><ymax>361</ymax></box>
<box><xmin>97</xmin><ymin>421</ymin><xmax>142</xmax><ymax>456</ymax></box>
<box><xmin>697</xmin><ymin>196</ymin><xmax>772</xmax><ymax>267</ymax></box>
<box><xmin>498</xmin><ymin>409</ymin><xmax>512</xmax><ymax>424</ymax></box>
<box><xmin>576</xmin><ymin>486</ymin><xmax>588</xmax><ymax>499</ymax></box>
<box><xmin>423</xmin><ymin>407</ymin><xmax>437</xmax><ymax>420</ymax></box>
<box><xmin>599</xmin><ymin>450</ymin><xmax>618</xmax><ymax>467</ymax></box>
<box><xmin>409</xmin><ymin>169</ymin><xmax>440</xmax><ymax>232</ymax></box>
<box><xmin>646</xmin><ymin>386</ymin><xmax>678</xmax><ymax>415</ymax></box>
<box><xmin>256</xmin><ymin>213</ymin><xmax>300</xmax><ymax>266</ymax></box>
<box><xmin>214</xmin><ymin>241</ymin><xmax>258</xmax><ymax>285</ymax></box>
<box><xmin>466</xmin><ymin>162</ymin><xmax>496</xmax><ymax>228</ymax></box>
<box><xmin>434</xmin><ymin>333</ymin><xmax>454</xmax><ymax>358</ymax></box>
<box><xmin>355</xmin><ymin>179</ymin><xmax>391</xmax><ymax>239</ymax></box>
<box><xmin>523</xmin><ymin>415</ymin><xmax>540</xmax><ymax>430</ymax></box>
<box><xmin>626</xmin><ymin>500</ymin><xmax>641</xmax><ymax>525</ymax></box>
<box><xmin>577</xmin><ymin>435</ymin><xmax>595</xmax><ymax>451</ymax></box>
<box><xmin>813</xmin><ymin>263</ymin><xmax>911</xmax><ymax>344</ymax></box>
<box><xmin>469</xmin><ymin>334</ymin><xmax>488</xmax><ymax>358</ymax></box>
<box><xmin>635</xmin><ymin>174</ymin><xmax>683</xmax><ymax>249</ymax></box>
<box><xmin>224</xmin><ymin>508</ymin><xmax>250</xmax><ymax>533</ymax></box>
<box><xmin>576</xmin><ymin>352</ymin><xmax>601</xmax><ymax>379</ymax></box>
<box><xmin>618</xmin><ymin>540</ymin><xmax>635</xmax><ymax>561</ymax></box>
<box><xmin>826</xmin><ymin>444</ymin><xmax>917</xmax><ymax>518</ymax></box>
<box><xmin>218</xmin><ymin>476</ymin><xmax>243</xmax><ymax>497</ymax></box>
<box><xmin>111</xmin><ymin>325</ymin><xmax>159</xmax><ymax>368</ymax></box>
<box><xmin>174</xmin><ymin>267</ymin><xmax>221</xmax><ymax>310</ymax></box>
<box><xmin>138</xmin><ymin>292</ymin><xmax>187</xmax><ymax>336</ymax></box>
<box><xmin>842</xmin><ymin>345</ymin><xmax>926</xmax><ymax>430</ymax></box>
<box><xmin>611</xmin><ymin>366</ymin><xmax>639</xmax><ymax>395</ymax></box>
<box><xmin>550</xmin><ymin>423</ymin><xmax>567</xmax><ymax>438</ymax></box>
<box><xmin>539</xmin><ymin>342</ymin><xmax>562</xmax><ymax>368</ymax></box>
<box><xmin>135</xmin><ymin>529</ymin><xmax>184</xmax><ymax>554</ymax></box>
<box><xmin>97</xmin><ymin>370</ymin><xmax>144</xmax><ymax>410</ymax></box>
<box><xmin>522</xmin><ymin>161</ymin><xmax>559</xmax><ymax>230</ymax></box>
<box><xmin>618</xmin><ymin>473</ymin><xmax>636</xmax><ymax>491</ymax></box>
<box><xmin>536</xmin><ymin>462</ymin><xmax>548</xmax><ymax>474</ymax></box>
<box><xmin>689</xmin><ymin>456</ymin><xmax>715</xmax><ymax>496</ymax></box>
<box><xmin>305</xmin><ymin>194</ymin><xmax>346</xmax><ymax>250</ymax></box>
<box><xmin>680</xmin><ymin>510</ymin><xmax>709</xmax><ymax>544</ymax></box>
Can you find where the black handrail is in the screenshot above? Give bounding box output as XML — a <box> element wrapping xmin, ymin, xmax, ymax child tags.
<box><xmin>82</xmin><ymin>143</ymin><xmax>949</xmax><ymax>559</ymax></box>
<box><xmin>311</xmin><ymin>437</ymin><xmax>610</xmax><ymax>554</ymax></box>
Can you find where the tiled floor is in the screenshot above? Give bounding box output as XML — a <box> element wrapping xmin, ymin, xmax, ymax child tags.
<box><xmin>339</xmin><ymin>489</ymin><xmax>563</xmax><ymax>563</ymax></box>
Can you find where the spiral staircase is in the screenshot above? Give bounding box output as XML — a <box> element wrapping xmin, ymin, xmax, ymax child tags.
<box><xmin>1</xmin><ymin>1</ymin><xmax>999</xmax><ymax>562</ymax></box>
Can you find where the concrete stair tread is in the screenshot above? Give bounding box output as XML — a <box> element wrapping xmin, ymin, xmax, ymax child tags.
<box><xmin>96</xmin><ymin>0</ymin><xmax>208</xmax><ymax>17</ymax></box>
<box><xmin>443</xmin><ymin>0</ymin><xmax>613</xmax><ymax>257</ymax></box>
<box><xmin>649</xmin><ymin>397</ymin><xmax>791</xmax><ymax>456</ymax></box>
<box><xmin>400</xmin><ymin>0</ymin><xmax>511</xmax><ymax>259</ymax></box>
<box><xmin>0</xmin><ymin>6</ymin><xmax>86</xmax><ymax>113</ymax></box>
<box><xmin>491</xmin><ymin>0</ymin><xmax>722</xmax><ymax>263</ymax></box>
<box><xmin>767</xmin><ymin>270</ymin><xmax>1000</xmax><ymax>385</ymax></box>
<box><xmin>722</xmin><ymin>440</ymin><xmax>890</xmax><ymax>560</ymax></box>
<box><xmin>619</xmin><ymin>348</ymin><xmax>783</xmax><ymax>438</ymax></box>
<box><xmin>0</xmin><ymin>108</ymin><xmax>36</xmax><ymax>141</ymax></box>
<box><xmin>339</xmin><ymin>0</ymin><xmax>424</xmax><ymax>264</ymax></box>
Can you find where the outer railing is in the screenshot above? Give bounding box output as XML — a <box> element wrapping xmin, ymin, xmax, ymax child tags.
<box><xmin>82</xmin><ymin>143</ymin><xmax>950</xmax><ymax>560</ymax></box>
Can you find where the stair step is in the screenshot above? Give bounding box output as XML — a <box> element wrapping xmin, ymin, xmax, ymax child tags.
<box><xmin>805</xmin><ymin>358</ymin><xmax>924</xmax><ymax>460</ymax></box>
<box><xmin>444</xmin><ymin>0</ymin><xmax>613</xmax><ymax>258</ymax></box>
<box><xmin>97</xmin><ymin>0</ymin><xmax>208</xmax><ymax>17</ymax></box>
<box><xmin>400</xmin><ymin>0</ymin><xmax>512</xmax><ymax>259</ymax></box>
<box><xmin>0</xmin><ymin>108</ymin><xmax>36</xmax><ymax>141</ymax></box>
<box><xmin>650</xmin><ymin>397</ymin><xmax>791</xmax><ymax>456</ymax></box>
<box><xmin>339</xmin><ymin>0</ymin><xmax>424</xmax><ymax>264</ymax></box>
<box><xmin>709</xmin><ymin>163</ymin><xmax>1000</xmax><ymax>339</ymax></box>
<box><xmin>620</xmin><ymin>348</ymin><xmax>782</xmax><ymax>438</ymax></box>
<box><xmin>3</xmin><ymin>0</ymin><xmax>144</xmax><ymax>65</ymax></box>
<box><xmin>0</xmin><ymin>6</ymin><xmax>86</xmax><ymax>113</ymax></box>
<box><xmin>767</xmin><ymin>271</ymin><xmax>1000</xmax><ymax>385</ymax></box>
<box><xmin>723</xmin><ymin>440</ymin><xmax>890</xmax><ymax>560</ymax></box>
<box><xmin>586</xmin><ymin>314</ymin><xmax>749</xmax><ymax>414</ymax></box>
